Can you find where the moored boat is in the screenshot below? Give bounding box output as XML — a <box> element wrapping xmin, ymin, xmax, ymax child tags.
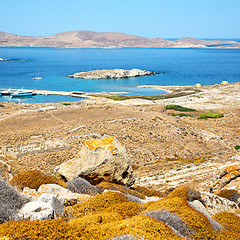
<box><xmin>10</xmin><ymin>89</ymin><xmax>36</xmax><ymax>98</ymax></box>
<box><xmin>0</xmin><ymin>88</ymin><xmax>17</xmax><ymax>96</ymax></box>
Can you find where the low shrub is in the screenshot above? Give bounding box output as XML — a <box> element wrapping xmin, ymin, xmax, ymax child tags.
<box><xmin>62</xmin><ymin>102</ymin><xmax>71</xmax><ymax>105</ymax></box>
<box><xmin>67</xmin><ymin>177</ymin><xmax>102</xmax><ymax>196</ymax></box>
<box><xmin>165</xmin><ymin>104</ymin><xmax>196</xmax><ymax>112</ymax></box>
<box><xmin>198</xmin><ymin>111</ymin><xmax>224</xmax><ymax>119</ymax></box>
<box><xmin>63</xmin><ymin>191</ymin><xmax>130</xmax><ymax>220</ymax></box>
<box><xmin>235</xmin><ymin>145</ymin><xmax>240</xmax><ymax>150</ymax></box>
<box><xmin>144</xmin><ymin>210</ymin><xmax>192</xmax><ymax>238</ymax></box>
<box><xmin>132</xmin><ymin>185</ymin><xmax>166</xmax><ymax>198</ymax></box>
<box><xmin>168</xmin><ymin>186</ymin><xmax>203</xmax><ymax>203</ymax></box>
<box><xmin>0</xmin><ymin>219</ymin><xmax>83</xmax><ymax>239</ymax></box>
<box><xmin>97</xmin><ymin>182</ymin><xmax>145</xmax><ymax>199</ymax></box>
<box><xmin>10</xmin><ymin>170</ymin><xmax>66</xmax><ymax>190</ymax></box>
<box><xmin>0</xmin><ymin>178</ymin><xmax>28</xmax><ymax>223</ymax></box>
<box><xmin>212</xmin><ymin>212</ymin><xmax>240</xmax><ymax>234</ymax></box>
<box><xmin>144</xmin><ymin>196</ymin><xmax>218</xmax><ymax>239</ymax></box>
<box><xmin>87</xmin><ymin>214</ymin><xmax>182</xmax><ymax>240</ymax></box>
<box><xmin>0</xmin><ymin>104</ymin><xmax>4</xmax><ymax>108</ymax></box>
<box><xmin>109</xmin><ymin>235</ymin><xmax>145</xmax><ymax>240</ymax></box>
<box><xmin>172</xmin><ymin>113</ymin><xmax>193</xmax><ymax>117</ymax></box>
<box><xmin>216</xmin><ymin>189</ymin><xmax>240</xmax><ymax>204</ymax></box>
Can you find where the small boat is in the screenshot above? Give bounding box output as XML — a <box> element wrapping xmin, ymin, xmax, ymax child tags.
<box><xmin>10</xmin><ymin>89</ymin><xmax>36</xmax><ymax>98</ymax></box>
<box><xmin>32</xmin><ymin>68</ymin><xmax>42</xmax><ymax>80</ymax></box>
<box><xmin>1</xmin><ymin>88</ymin><xmax>17</xmax><ymax>96</ymax></box>
<box><xmin>32</xmin><ymin>76</ymin><xmax>42</xmax><ymax>80</ymax></box>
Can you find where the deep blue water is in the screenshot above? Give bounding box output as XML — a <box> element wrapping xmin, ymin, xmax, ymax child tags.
<box><xmin>0</xmin><ymin>47</ymin><xmax>240</xmax><ymax>103</ymax></box>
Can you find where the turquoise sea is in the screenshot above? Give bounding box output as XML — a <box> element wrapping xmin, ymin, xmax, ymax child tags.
<box><xmin>0</xmin><ymin>47</ymin><xmax>240</xmax><ymax>103</ymax></box>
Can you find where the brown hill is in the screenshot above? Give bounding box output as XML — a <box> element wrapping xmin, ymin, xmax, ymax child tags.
<box><xmin>0</xmin><ymin>31</ymin><xmax>239</xmax><ymax>48</ymax></box>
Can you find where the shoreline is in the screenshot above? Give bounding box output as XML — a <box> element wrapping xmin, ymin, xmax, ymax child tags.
<box><xmin>1</xmin><ymin>81</ymin><xmax>240</xmax><ymax>110</ymax></box>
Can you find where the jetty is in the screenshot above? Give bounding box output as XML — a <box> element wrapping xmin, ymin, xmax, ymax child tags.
<box><xmin>0</xmin><ymin>88</ymin><xmax>90</xmax><ymax>99</ymax></box>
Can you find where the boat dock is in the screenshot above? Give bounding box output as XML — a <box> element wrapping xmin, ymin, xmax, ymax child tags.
<box><xmin>0</xmin><ymin>88</ymin><xmax>90</xmax><ymax>99</ymax></box>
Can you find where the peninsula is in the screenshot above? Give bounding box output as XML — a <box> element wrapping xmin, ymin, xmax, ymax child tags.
<box><xmin>0</xmin><ymin>30</ymin><xmax>239</xmax><ymax>49</ymax></box>
<box><xmin>67</xmin><ymin>69</ymin><xmax>159</xmax><ymax>79</ymax></box>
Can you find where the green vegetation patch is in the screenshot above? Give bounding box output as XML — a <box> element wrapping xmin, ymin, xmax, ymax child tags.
<box><xmin>235</xmin><ymin>146</ymin><xmax>240</xmax><ymax>150</ymax></box>
<box><xmin>165</xmin><ymin>157</ymin><xmax>206</xmax><ymax>164</ymax></box>
<box><xmin>92</xmin><ymin>89</ymin><xmax>202</xmax><ymax>101</ymax></box>
<box><xmin>0</xmin><ymin>104</ymin><xmax>5</xmax><ymax>107</ymax></box>
<box><xmin>172</xmin><ymin>113</ymin><xmax>193</xmax><ymax>117</ymax></box>
<box><xmin>165</xmin><ymin>104</ymin><xmax>196</xmax><ymax>112</ymax></box>
<box><xmin>198</xmin><ymin>111</ymin><xmax>224</xmax><ymax>119</ymax></box>
<box><xmin>62</xmin><ymin>102</ymin><xmax>71</xmax><ymax>105</ymax></box>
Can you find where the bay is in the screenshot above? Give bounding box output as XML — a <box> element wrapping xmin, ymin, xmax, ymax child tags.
<box><xmin>0</xmin><ymin>47</ymin><xmax>240</xmax><ymax>103</ymax></box>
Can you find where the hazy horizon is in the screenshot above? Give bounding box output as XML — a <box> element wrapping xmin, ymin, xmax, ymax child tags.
<box><xmin>1</xmin><ymin>30</ymin><xmax>240</xmax><ymax>41</ymax></box>
<box><xmin>0</xmin><ymin>0</ymin><xmax>239</xmax><ymax>39</ymax></box>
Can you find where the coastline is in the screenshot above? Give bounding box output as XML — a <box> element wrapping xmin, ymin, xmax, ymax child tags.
<box><xmin>1</xmin><ymin>81</ymin><xmax>240</xmax><ymax>110</ymax></box>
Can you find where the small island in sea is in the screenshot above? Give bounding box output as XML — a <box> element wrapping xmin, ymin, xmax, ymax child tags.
<box><xmin>67</xmin><ymin>69</ymin><xmax>164</xmax><ymax>79</ymax></box>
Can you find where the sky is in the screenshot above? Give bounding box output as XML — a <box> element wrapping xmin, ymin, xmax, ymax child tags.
<box><xmin>0</xmin><ymin>0</ymin><xmax>239</xmax><ymax>39</ymax></box>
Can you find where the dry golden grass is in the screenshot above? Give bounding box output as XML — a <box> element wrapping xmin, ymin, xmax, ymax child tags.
<box><xmin>10</xmin><ymin>170</ymin><xmax>66</xmax><ymax>190</ymax></box>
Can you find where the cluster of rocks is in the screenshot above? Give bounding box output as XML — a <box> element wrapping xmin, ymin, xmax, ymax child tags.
<box><xmin>2</xmin><ymin>136</ymin><xmax>240</xmax><ymax>224</ymax></box>
<box><xmin>67</xmin><ymin>69</ymin><xmax>162</xmax><ymax>79</ymax></box>
<box><xmin>1</xmin><ymin>136</ymin><xmax>135</xmax><ymax>222</ymax></box>
<box><xmin>0</xmin><ymin>57</ymin><xmax>24</xmax><ymax>61</ymax></box>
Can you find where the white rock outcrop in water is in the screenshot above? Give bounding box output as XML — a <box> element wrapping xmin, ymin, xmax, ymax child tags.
<box><xmin>67</xmin><ymin>69</ymin><xmax>154</xmax><ymax>79</ymax></box>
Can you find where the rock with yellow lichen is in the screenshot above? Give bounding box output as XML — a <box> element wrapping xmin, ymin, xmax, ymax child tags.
<box><xmin>54</xmin><ymin>137</ymin><xmax>135</xmax><ymax>186</ymax></box>
<box><xmin>211</xmin><ymin>163</ymin><xmax>240</xmax><ymax>193</ymax></box>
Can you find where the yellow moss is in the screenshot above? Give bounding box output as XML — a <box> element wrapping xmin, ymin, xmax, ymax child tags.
<box><xmin>105</xmin><ymin>202</ymin><xmax>144</xmax><ymax>218</ymax></box>
<box><xmin>63</xmin><ymin>191</ymin><xmax>129</xmax><ymax>220</ymax></box>
<box><xmin>132</xmin><ymin>185</ymin><xmax>166</xmax><ymax>198</ymax></box>
<box><xmin>10</xmin><ymin>170</ymin><xmax>66</xmax><ymax>190</ymax></box>
<box><xmin>144</xmin><ymin>196</ymin><xmax>218</xmax><ymax>239</ymax></box>
<box><xmin>85</xmin><ymin>215</ymin><xmax>182</xmax><ymax>240</ymax></box>
<box><xmin>69</xmin><ymin>212</ymin><xmax>124</xmax><ymax>228</ymax></box>
<box><xmin>167</xmin><ymin>186</ymin><xmax>191</xmax><ymax>199</ymax></box>
<box><xmin>83</xmin><ymin>136</ymin><xmax>116</xmax><ymax>151</ymax></box>
<box><xmin>0</xmin><ymin>220</ymin><xmax>83</xmax><ymax>240</ymax></box>
<box><xmin>212</xmin><ymin>212</ymin><xmax>240</xmax><ymax>234</ymax></box>
<box><xmin>97</xmin><ymin>182</ymin><xmax>145</xmax><ymax>199</ymax></box>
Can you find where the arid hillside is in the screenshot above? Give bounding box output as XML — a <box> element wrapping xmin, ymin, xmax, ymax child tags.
<box><xmin>0</xmin><ymin>30</ymin><xmax>239</xmax><ymax>48</ymax></box>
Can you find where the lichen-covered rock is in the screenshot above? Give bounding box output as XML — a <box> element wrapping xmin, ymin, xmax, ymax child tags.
<box><xmin>211</xmin><ymin>163</ymin><xmax>240</xmax><ymax>192</ymax></box>
<box><xmin>200</xmin><ymin>192</ymin><xmax>239</xmax><ymax>215</ymax></box>
<box><xmin>54</xmin><ymin>137</ymin><xmax>135</xmax><ymax>186</ymax></box>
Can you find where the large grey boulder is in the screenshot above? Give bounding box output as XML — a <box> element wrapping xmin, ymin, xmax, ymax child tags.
<box><xmin>0</xmin><ymin>178</ymin><xmax>28</xmax><ymax>223</ymax></box>
<box><xmin>54</xmin><ymin>137</ymin><xmax>135</xmax><ymax>186</ymax></box>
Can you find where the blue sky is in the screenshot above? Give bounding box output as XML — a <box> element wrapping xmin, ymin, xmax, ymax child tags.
<box><xmin>0</xmin><ymin>0</ymin><xmax>239</xmax><ymax>39</ymax></box>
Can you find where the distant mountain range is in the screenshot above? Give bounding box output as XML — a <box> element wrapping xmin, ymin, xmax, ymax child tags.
<box><xmin>0</xmin><ymin>31</ymin><xmax>239</xmax><ymax>49</ymax></box>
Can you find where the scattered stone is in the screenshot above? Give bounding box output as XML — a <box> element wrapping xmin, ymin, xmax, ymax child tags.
<box><xmin>188</xmin><ymin>200</ymin><xmax>223</xmax><ymax>230</ymax></box>
<box><xmin>38</xmin><ymin>184</ymin><xmax>90</xmax><ymax>205</ymax></box>
<box><xmin>54</xmin><ymin>136</ymin><xmax>135</xmax><ymax>186</ymax></box>
<box><xmin>200</xmin><ymin>192</ymin><xmax>239</xmax><ymax>215</ymax></box>
<box><xmin>16</xmin><ymin>194</ymin><xmax>63</xmax><ymax>221</ymax></box>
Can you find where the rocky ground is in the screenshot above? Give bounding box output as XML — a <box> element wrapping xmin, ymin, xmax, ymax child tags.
<box><xmin>0</xmin><ymin>82</ymin><xmax>239</xmax><ymax>194</ymax></box>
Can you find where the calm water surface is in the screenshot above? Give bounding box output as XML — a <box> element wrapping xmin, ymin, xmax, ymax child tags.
<box><xmin>0</xmin><ymin>47</ymin><xmax>240</xmax><ymax>103</ymax></box>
